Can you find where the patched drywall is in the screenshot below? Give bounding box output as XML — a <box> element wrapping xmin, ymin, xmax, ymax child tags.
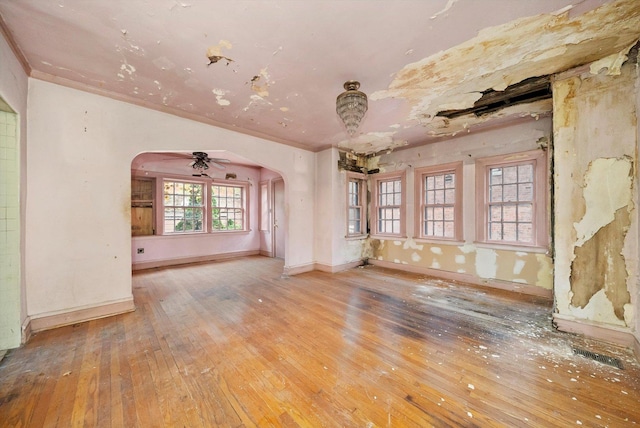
<box><xmin>371</xmin><ymin>239</ymin><xmax>552</xmax><ymax>290</ymax></box>
<box><xmin>553</xmin><ymin>60</ymin><xmax>638</xmax><ymax>328</ymax></box>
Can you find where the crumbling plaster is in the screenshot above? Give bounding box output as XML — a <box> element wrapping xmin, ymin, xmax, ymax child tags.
<box><xmin>553</xmin><ymin>61</ymin><xmax>638</xmax><ymax>328</ymax></box>
<box><xmin>366</xmin><ymin>0</ymin><xmax>640</xmax><ymax>153</ymax></box>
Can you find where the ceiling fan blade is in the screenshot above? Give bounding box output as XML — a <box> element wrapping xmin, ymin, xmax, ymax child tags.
<box><xmin>210</xmin><ymin>158</ymin><xmax>231</xmax><ymax>164</ymax></box>
<box><xmin>209</xmin><ymin>161</ymin><xmax>226</xmax><ymax>170</ymax></box>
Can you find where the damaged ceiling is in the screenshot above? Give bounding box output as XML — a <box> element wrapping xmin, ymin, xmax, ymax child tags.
<box><xmin>1</xmin><ymin>0</ymin><xmax>639</xmax><ymax>155</ymax></box>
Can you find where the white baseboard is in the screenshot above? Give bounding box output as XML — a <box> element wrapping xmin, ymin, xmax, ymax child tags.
<box><xmin>314</xmin><ymin>260</ymin><xmax>364</xmax><ymax>273</ymax></box>
<box><xmin>21</xmin><ymin>316</ymin><xmax>32</xmax><ymax>344</ymax></box>
<box><xmin>283</xmin><ymin>263</ymin><xmax>315</xmax><ymax>276</ymax></box>
<box><xmin>553</xmin><ymin>314</ymin><xmax>636</xmax><ymax>349</ymax></box>
<box><xmin>259</xmin><ymin>250</ymin><xmax>273</xmax><ymax>257</ymax></box>
<box><xmin>368</xmin><ymin>259</ymin><xmax>552</xmax><ymax>298</ymax></box>
<box><xmin>132</xmin><ymin>250</ymin><xmax>260</xmax><ymax>271</ymax></box>
<box><xmin>29</xmin><ymin>297</ymin><xmax>136</xmax><ymax>333</ymax></box>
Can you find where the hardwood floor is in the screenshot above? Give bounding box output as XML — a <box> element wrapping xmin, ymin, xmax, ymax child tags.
<box><xmin>1</xmin><ymin>256</ymin><xmax>639</xmax><ymax>427</ymax></box>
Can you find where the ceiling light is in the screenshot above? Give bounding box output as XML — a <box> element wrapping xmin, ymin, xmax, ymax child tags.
<box><xmin>336</xmin><ymin>80</ymin><xmax>367</xmax><ymax>136</ymax></box>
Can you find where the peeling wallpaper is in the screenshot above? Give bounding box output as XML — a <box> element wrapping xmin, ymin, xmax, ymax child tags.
<box><xmin>553</xmin><ymin>61</ymin><xmax>638</xmax><ymax>328</ymax></box>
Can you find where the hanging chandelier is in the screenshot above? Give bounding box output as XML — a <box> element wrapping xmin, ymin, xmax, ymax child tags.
<box><xmin>336</xmin><ymin>80</ymin><xmax>368</xmax><ymax>136</ymax></box>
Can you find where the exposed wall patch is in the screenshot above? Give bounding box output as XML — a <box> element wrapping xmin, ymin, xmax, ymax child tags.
<box><xmin>207</xmin><ymin>40</ymin><xmax>234</xmax><ymax>66</ymax></box>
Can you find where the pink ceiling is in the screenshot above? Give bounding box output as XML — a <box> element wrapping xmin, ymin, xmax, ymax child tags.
<box><xmin>0</xmin><ymin>0</ymin><xmax>633</xmax><ymax>153</ymax></box>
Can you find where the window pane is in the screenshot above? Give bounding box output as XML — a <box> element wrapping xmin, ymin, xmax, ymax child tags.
<box><xmin>503</xmin><ymin>222</ymin><xmax>517</xmax><ymax>241</ymax></box>
<box><xmin>426</xmin><ymin>190</ymin><xmax>434</xmax><ymax>204</ymax></box>
<box><xmin>519</xmin><ymin>183</ymin><xmax>533</xmax><ymax>201</ymax></box>
<box><xmin>444</xmin><ymin>189</ymin><xmax>455</xmax><ymax>204</ymax></box>
<box><xmin>444</xmin><ymin>173</ymin><xmax>455</xmax><ymax>188</ymax></box>
<box><xmin>518</xmin><ymin>204</ymin><xmax>533</xmax><ymax>222</ymax></box>
<box><xmin>490</xmin><ymin>222</ymin><xmax>502</xmax><ymax>240</ymax></box>
<box><xmin>503</xmin><ymin>204</ymin><xmax>517</xmax><ymax>221</ymax></box>
<box><xmin>518</xmin><ymin>164</ymin><xmax>533</xmax><ymax>182</ymax></box>
<box><xmin>490</xmin><ymin>185</ymin><xmax>503</xmax><ymax>202</ymax></box>
<box><xmin>490</xmin><ymin>168</ymin><xmax>502</xmax><ymax>185</ymax></box>
<box><xmin>444</xmin><ymin>221</ymin><xmax>454</xmax><ymax>237</ymax></box>
<box><xmin>433</xmin><ymin>207</ymin><xmax>443</xmax><ymax>220</ymax></box>
<box><xmin>503</xmin><ymin>166</ymin><xmax>517</xmax><ymax>184</ymax></box>
<box><xmin>518</xmin><ymin>223</ymin><xmax>533</xmax><ymax>243</ymax></box>
<box><xmin>444</xmin><ymin>206</ymin><xmax>454</xmax><ymax>221</ymax></box>
<box><xmin>434</xmin><ymin>190</ymin><xmax>444</xmax><ymax>204</ymax></box>
<box><xmin>490</xmin><ymin>205</ymin><xmax>502</xmax><ymax>221</ymax></box>
<box><xmin>503</xmin><ymin>184</ymin><xmax>518</xmax><ymax>202</ymax></box>
<box><xmin>434</xmin><ymin>221</ymin><xmax>444</xmax><ymax>236</ymax></box>
<box><xmin>434</xmin><ymin>175</ymin><xmax>444</xmax><ymax>189</ymax></box>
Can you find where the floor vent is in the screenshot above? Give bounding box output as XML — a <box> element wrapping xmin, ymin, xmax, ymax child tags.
<box><xmin>572</xmin><ymin>347</ymin><xmax>624</xmax><ymax>369</ymax></box>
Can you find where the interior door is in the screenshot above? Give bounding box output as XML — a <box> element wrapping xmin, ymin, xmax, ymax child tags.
<box><xmin>273</xmin><ymin>179</ymin><xmax>285</xmax><ymax>259</ymax></box>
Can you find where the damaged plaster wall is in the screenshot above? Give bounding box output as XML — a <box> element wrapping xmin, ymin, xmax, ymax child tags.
<box><xmin>366</xmin><ymin>118</ymin><xmax>553</xmax><ymax>292</ymax></box>
<box><xmin>553</xmin><ymin>61</ymin><xmax>638</xmax><ymax>329</ymax></box>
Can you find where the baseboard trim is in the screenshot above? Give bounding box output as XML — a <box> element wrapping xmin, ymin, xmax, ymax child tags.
<box><xmin>132</xmin><ymin>250</ymin><xmax>260</xmax><ymax>271</ymax></box>
<box><xmin>315</xmin><ymin>260</ymin><xmax>364</xmax><ymax>273</ymax></box>
<box><xmin>553</xmin><ymin>314</ymin><xmax>636</xmax><ymax>349</ymax></box>
<box><xmin>634</xmin><ymin>335</ymin><xmax>640</xmax><ymax>361</ymax></box>
<box><xmin>283</xmin><ymin>263</ymin><xmax>315</xmax><ymax>276</ymax></box>
<box><xmin>29</xmin><ymin>297</ymin><xmax>136</xmax><ymax>333</ymax></box>
<box><xmin>21</xmin><ymin>317</ymin><xmax>32</xmax><ymax>344</ymax></box>
<box><xmin>367</xmin><ymin>259</ymin><xmax>552</xmax><ymax>299</ymax></box>
<box><xmin>259</xmin><ymin>250</ymin><xmax>273</xmax><ymax>257</ymax></box>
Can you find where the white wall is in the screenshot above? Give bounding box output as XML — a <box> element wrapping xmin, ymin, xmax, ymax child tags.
<box><xmin>0</xmin><ymin>31</ymin><xmax>28</xmax><ymax>349</ymax></box>
<box><xmin>314</xmin><ymin>147</ymin><xmax>365</xmax><ymax>270</ymax></box>
<box><xmin>26</xmin><ymin>79</ymin><xmax>315</xmax><ymax>319</ymax></box>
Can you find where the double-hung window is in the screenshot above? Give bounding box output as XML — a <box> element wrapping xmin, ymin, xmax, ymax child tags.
<box><xmin>476</xmin><ymin>150</ymin><xmax>547</xmax><ymax>247</ymax></box>
<box><xmin>346</xmin><ymin>172</ymin><xmax>366</xmax><ymax>237</ymax></box>
<box><xmin>163</xmin><ymin>180</ymin><xmax>204</xmax><ymax>233</ymax></box>
<box><xmin>372</xmin><ymin>171</ymin><xmax>405</xmax><ymax>237</ymax></box>
<box><xmin>162</xmin><ymin>179</ymin><xmax>249</xmax><ymax>234</ymax></box>
<box><xmin>416</xmin><ymin>162</ymin><xmax>463</xmax><ymax>240</ymax></box>
<box><xmin>211</xmin><ymin>183</ymin><xmax>246</xmax><ymax>231</ymax></box>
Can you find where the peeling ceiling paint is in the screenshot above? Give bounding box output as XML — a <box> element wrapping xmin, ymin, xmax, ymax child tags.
<box><xmin>1</xmin><ymin>0</ymin><xmax>638</xmax><ymax>153</ymax></box>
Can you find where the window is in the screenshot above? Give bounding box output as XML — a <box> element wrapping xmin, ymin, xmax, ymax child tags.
<box><xmin>371</xmin><ymin>171</ymin><xmax>405</xmax><ymax>237</ymax></box>
<box><xmin>346</xmin><ymin>172</ymin><xmax>366</xmax><ymax>237</ymax></box>
<box><xmin>163</xmin><ymin>180</ymin><xmax>204</xmax><ymax>233</ymax></box>
<box><xmin>161</xmin><ymin>179</ymin><xmax>249</xmax><ymax>235</ymax></box>
<box><xmin>476</xmin><ymin>150</ymin><xmax>547</xmax><ymax>247</ymax></box>
<box><xmin>211</xmin><ymin>184</ymin><xmax>246</xmax><ymax>231</ymax></box>
<box><xmin>416</xmin><ymin>162</ymin><xmax>462</xmax><ymax>240</ymax></box>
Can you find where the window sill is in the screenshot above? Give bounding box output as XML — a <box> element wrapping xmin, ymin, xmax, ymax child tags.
<box><xmin>414</xmin><ymin>237</ymin><xmax>465</xmax><ymax>246</ymax></box>
<box><xmin>369</xmin><ymin>234</ymin><xmax>407</xmax><ymax>241</ymax></box>
<box><xmin>133</xmin><ymin>230</ymin><xmax>251</xmax><ymax>239</ymax></box>
<box><xmin>474</xmin><ymin>241</ymin><xmax>549</xmax><ymax>254</ymax></box>
<box><xmin>345</xmin><ymin>234</ymin><xmax>369</xmax><ymax>241</ymax></box>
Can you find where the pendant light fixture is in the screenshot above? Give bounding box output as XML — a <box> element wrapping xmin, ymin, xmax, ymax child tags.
<box><xmin>336</xmin><ymin>80</ymin><xmax>368</xmax><ymax>136</ymax></box>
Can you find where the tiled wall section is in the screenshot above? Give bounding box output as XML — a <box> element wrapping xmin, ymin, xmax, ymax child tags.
<box><xmin>0</xmin><ymin>109</ymin><xmax>20</xmax><ymax>349</ymax></box>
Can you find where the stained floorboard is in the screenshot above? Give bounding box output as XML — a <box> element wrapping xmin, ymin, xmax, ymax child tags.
<box><xmin>1</xmin><ymin>256</ymin><xmax>639</xmax><ymax>427</ymax></box>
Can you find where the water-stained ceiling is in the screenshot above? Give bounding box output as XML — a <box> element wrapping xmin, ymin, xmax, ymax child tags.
<box><xmin>1</xmin><ymin>0</ymin><xmax>639</xmax><ymax>154</ymax></box>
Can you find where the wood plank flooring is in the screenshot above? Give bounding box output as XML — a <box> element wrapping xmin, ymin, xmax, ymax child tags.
<box><xmin>1</xmin><ymin>256</ymin><xmax>639</xmax><ymax>427</ymax></box>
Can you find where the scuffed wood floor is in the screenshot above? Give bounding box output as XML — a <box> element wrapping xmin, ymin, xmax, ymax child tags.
<box><xmin>1</xmin><ymin>256</ymin><xmax>639</xmax><ymax>427</ymax></box>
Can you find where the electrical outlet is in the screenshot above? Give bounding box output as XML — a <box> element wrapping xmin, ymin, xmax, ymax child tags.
<box><xmin>137</xmin><ymin>248</ymin><xmax>144</xmax><ymax>254</ymax></box>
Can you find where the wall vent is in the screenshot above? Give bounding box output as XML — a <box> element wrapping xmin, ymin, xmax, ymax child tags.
<box><xmin>572</xmin><ymin>347</ymin><xmax>624</xmax><ymax>369</ymax></box>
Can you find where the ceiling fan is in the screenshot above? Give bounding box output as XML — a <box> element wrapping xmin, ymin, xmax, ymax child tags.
<box><xmin>188</xmin><ymin>151</ymin><xmax>231</xmax><ymax>177</ymax></box>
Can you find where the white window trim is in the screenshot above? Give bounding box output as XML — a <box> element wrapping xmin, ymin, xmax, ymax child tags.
<box><xmin>370</xmin><ymin>170</ymin><xmax>406</xmax><ymax>238</ymax></box>
<box><xmin>210</xmin><ymin>180</ymin><xmax>250</xmax><ymax>233</ymax></box>
<box><xmin>157</xmin><ymin>175</ymin><xmax>250</xmax><ymax>236</ymax></box>
<box><xmin>346</xmin><ymin>172</ymin><xmax>367</xmax><ymax>238</ymax></box>
<box><xmin>414</xmin><ymin>162</ymin><xmax>463</xmax><ymax>242</ymax></box>
<box><xmin>475</xmin><ymin>149</ymin><xmax>548</xmax><ymax>249</ymax></box>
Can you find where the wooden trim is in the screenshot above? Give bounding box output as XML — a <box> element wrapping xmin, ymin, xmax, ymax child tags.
<box><xmin>132</xmin><ymin>249</ymin><xmax>260</xmax><ymax>271</ymax></box>
<box><xmin>314</xmin><ymin>260</ymin><xmax>364</xmax><ymax>273</ymax></box>
<box><xmin>553</xmin><ymin>314</ymin><xmax>637</xmax><ymax>350</ymax></box>
<box><xmin>370</xmin><ymin>170</ymin><xmax>407</xmax><ymax>237</ymax></box>
<box><xmin>21</xmin><ymin>316</ymin><xmax>32</xmax><ymax>344</ymax></box>
<box><xmin>259</xmin><ymin>250</ymin><xmax>273</xmax><ymax>257</ymax></box>
<box><xmin>346</xmin><ymin>172</ymin><xmax>367</xmax><ymax>237</ymax></box>
<box><xmin>29</xmin><ymin>298</ymin><xmax>135</xmax><ymax>333</ymax></box>
<box><xmin>414</xmin><ymin>161</ymin><xmax>463</xmax><ymax>241</ymax></box>
<box><xmin>634</xmin><ymin>334</ymin><xmax>640</xmax><ymax>362</ymax></box>
<box><xmin>0</xmin><ymin>14</ymin><xmax>31</xmax><ymax>76</ymax></box>
<box><xmin>368</xmin><ymin>259</ymin><xmax>553</xmax><ymax>298</ymax></box>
